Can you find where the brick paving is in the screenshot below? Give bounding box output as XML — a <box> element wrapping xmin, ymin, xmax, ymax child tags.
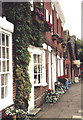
<box><xmin>32</xmin><ymin>82</ymin><xmax>81</xmax><ymax>118</ymax></box>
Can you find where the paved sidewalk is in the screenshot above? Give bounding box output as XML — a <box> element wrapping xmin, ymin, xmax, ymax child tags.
<box><xmin>32</xmin><ymin>82</ymin><xmax>81</xmax><ymax>118</ymax></box>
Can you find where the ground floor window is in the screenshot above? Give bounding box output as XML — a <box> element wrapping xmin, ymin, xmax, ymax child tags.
<box><xmin>28</xmin><ymin>45</ymin><xmax>47</xmax><ymax>86</ymax></box>
<box><xmin>34</xmin><ymin>54</ymin><xmax>42</xmax><ymax>84</ymax></box>
<box><xmin>0</xmin><ymin>31</ymin><xmax>13</xmax><ymax>110</ymax></box>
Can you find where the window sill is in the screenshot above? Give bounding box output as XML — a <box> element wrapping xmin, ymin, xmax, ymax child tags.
<box><xmin>34</xmin><ymin>83</ymin><xmax>42</xmax><ymax>87</ymax></box>
<box><xmin>42</xmin><ymin>83</ymin><xmax>48</xmax><ymax>87</ymax></box>
<box><xmin>34</xmin><ymin>83</ymin><xmax>48</xmax><ymax>87</ymax></box>
<box><xmin>0</xmin><ymin>98</ymin><xmax>14</xmax><ymax>111</ymax></box>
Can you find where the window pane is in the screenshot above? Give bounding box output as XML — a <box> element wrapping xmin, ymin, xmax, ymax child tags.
<box><xmin>34</xmin><ymin>74</ymin><xmax>37</xmax><ymax>84</ymax></box>
<box><xmin>4</xmin><ymin>74</ymin><xmax>8</xmax><ymax>85</ymax></box>
<box><xmin>2</xmin><ymin>47</ymin><xmax>5</xmax><ymax>58</ymax></box>
<box><xmin>34</xmin><ymin>54</ymin><xmax>37</xmax><ymax>63</ymax></box>
<box><xmin>7</xmin><ymin>60</ymin><xmax>9</xmax><ymax>71</ymax></box>
<box><xmin>6</xmin><ymin>35</ymin><xmax>9</xmax><ymax>46</ymax></box>
<box><xmin>34</xmin><ymin>65</ymin><xmax>37</xmax><ymax>73</ymax></box>
<box><xmin>38</xmin><ymin>74</ymin><xmax>40</xmax><ymax>83</ymax></box>
<box><xmin>5</xmin><ymin>86</ymin><xmax>8</xmax><ymax>97</ymax></box>
<box><xmin>38</xmin><ymin>65</ymin><xmax>41</xmax><ymax>73</ymax></box>
<box><xmin>0</xmin><ymin>46</ymin><xmax>1</xmax><ymax>58</ymax></box>
<box><xmin>3</xmin><ymin>61</ymin><xmax>6</xmax><ymax>72</ymax></box>
<box><xmin>6</xmin><ymin>48</ymin><xmax>9</xmax><ymax>59</ymax></box>
<box><xmin>38</xmin><ymin>55</ymin><xmax>42</xmax><ymax>63</ymax></box>
<box><xmin>1</xmin><ymin>74</ymin><xmax>4</xmax><ymax>86</ymax></box>
<box><xmin>1</xmin><ymin>87</ymin><xmax>4</xmax><ymax>99</ymax></box>
<box><xmin>2</xmin><ymin>34</ymin><xmax>5</xmax><ymax>45</ymax></box>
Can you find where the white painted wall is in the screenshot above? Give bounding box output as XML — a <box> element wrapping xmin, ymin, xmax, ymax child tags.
<box><xmin>60</xmin><ymin>57</ymin><xmax>64</xmax><ymax>76</ymax></box>
<box><xmin>48</xmin><ymin>52</ymin><xmax>52</xmax><ymax>89</ymax></box>
<box><xmin>57</xmin><ymin>55</ymin><xmax>60</xmax><ymax>76</ymax></box>
<box><xmin>42</xmin><ymin>50</ymin><xmax>47</xmax><ymax>86</ymax></box>
<box><xmin>52</xmin><ymin>52</ymin><xmax>57</xmax><ymax>90</ymax></box>
<box><xmin>28</xmin><ymin>52</ymin><xmax>35</xmax><ymax>112</ymax></box>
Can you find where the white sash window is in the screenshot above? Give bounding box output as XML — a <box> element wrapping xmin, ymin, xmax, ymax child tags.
<box><xmin>0</xmin><ymin>33</ymin><xmax>10</xmax><ymax>99</ymax></box>
<box><xmin>34</xmin><ymin>54</ymin><xmax>42</xmax><ymax>84</ymax></box>
<box><xmin>28</xmin><ymin>45</ymin><xmax>47</xmax><ymax>87</ymax></box>
<box><xmin>0</xmin><ymin>31</ymin><xmax>13</xmax><ymax>111</ymax></box>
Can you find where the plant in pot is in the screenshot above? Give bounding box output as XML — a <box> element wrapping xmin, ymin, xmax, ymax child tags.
<box><xmin>34</xmin><ymin>7</ymin><xmax>44</xmax><ymax>23</ymax></box>
<box><xmin>52</xmin><ymin>33</ymin><xmax>59</xmax><ymax>41</ymax></box>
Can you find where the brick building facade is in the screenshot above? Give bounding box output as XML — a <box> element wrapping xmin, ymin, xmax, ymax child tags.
<box><xmin>0</xmin><ymin>0</ymin><xmax>80</xmax><ymax>114</ymax></box>
<box><xmin>63</xmin><ymin>30</ymin><xmax>80</xmax><ymax>83</ymax></box>
<box><xmin>28</xmin><ymin>0</ymin><xmax>65</xmax><ymax>112</ymax></box>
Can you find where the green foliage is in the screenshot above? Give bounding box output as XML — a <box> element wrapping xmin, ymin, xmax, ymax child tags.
<box><xmin>2</xmin><ymin>2</ymin><xmax>44</xmax><ymax>111</ymax></box>
<box><xmin>76</xmin><ymin>39</ymin><xmax>83</xmax><ymax>62</ymax></box>
<box><xmin>3</xmin><ymin>2</ymin><xmax>32</xmax><ymax>111</ymax></box>
<box><xmin>30</xmin><ymin>21</ymin><xmax>44</xmax><ymax>47</ymax></box>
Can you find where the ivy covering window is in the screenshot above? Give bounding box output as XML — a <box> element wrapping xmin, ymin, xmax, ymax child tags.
<box><xmin>34</xmin><ymin>54</ymin><xmax>42</xmax><ymax>84</ymax></box>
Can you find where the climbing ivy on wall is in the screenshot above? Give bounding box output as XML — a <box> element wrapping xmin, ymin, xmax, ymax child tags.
<box><xmin>2</xmin><ymin>2</ymin><xmax>44</xmax><ymax>111</ymax></box>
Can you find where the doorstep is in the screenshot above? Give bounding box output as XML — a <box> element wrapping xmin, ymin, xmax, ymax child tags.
<box><xmin>28</xmin><ymin>108</ymin><xmax>41</xmax><ymax>116</ymax></box>
<box><xmin>72</xmin><ymin>115</ymin><xmax>83</xmax><ymax>119</ymax></box>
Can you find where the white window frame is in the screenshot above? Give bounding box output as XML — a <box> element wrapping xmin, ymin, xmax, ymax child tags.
<box><xmin>60</xmin><ymin>57</ymin><xmax>64</xmax><ymax>76</ymax></box>
<box><xmin>30</xmin><ymin>0</ymin><xmax>33</xmax><ymax>11</ymax></box>
<box><xmin>33</xmin><ymin>54</ymin><xmax>42</xmax><ymax>85</ymax></box>
<box><xmin>0</xmin><ymin>29</ymin><xmax>13</xmax><ymax>111</ymax></box>
<box><xmin>46</xmin><ymin>9</ymin><xmax>49</xmax><ymax>22</ymax></box>
<box><xmin>50</xmin><ymin>14</ymin><xmax>52</xmax><ymax>24</ymax></box>
<box><xmin>28</xmin><ymin>45</ymin><xmax>47</xmax><ymax>87</ymax></box>
<box><xmin>57</xmin><ymin>55</ymin><xmax>60</xmax><ymax>76</ymax></box>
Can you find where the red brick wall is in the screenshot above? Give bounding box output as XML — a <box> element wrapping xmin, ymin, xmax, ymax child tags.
<box><xmin>12</xmin><ymin>47</ymin><xmax>16</xmax><ymax>101</ymax></box>
<box><xmin>65</xmin><ymin>50</ymin><xmax>71</xmax><ymax>78</ymax></box>
<box><xmin>13</xmin><ymin>81</ymin><xmax>16</xmax><ymax>100</ymax></box>
<box><xmin>44</xmin><ymin>1</ymin><xmax>52</xmax><ymax>15</ymax></box>
<box><xmin>34</xmin><ymin>2</ymin><xmax>65</xmax><ymax>108</ymax></box>
<box><xmin>57</xmin><ymin>18</ymin><xmax>62</xmax><ymax>37</ymax></box>
<box><xmin>44</xmin><ymin>2</ymin><xmax>63</xmax><ymax>51</ymax></box>
<box><xmin>34</xmin><ymin>86</ymin><xmax>48</xmax><ymax>107</ymax></box>
<box><xmin>53</xmin><ymin>8</ymin><xmax>57</xmax><ymax>33</ymax></box>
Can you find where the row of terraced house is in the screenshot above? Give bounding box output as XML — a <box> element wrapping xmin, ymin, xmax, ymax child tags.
<box><xmin>0</xmin><ymin>0</ymin><xmax>81</xmax><ymax>114</ymax></box>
